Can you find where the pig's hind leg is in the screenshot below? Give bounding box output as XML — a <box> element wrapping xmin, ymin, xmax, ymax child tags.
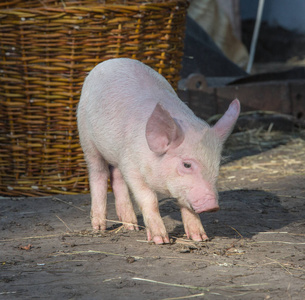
<box><xmin>85</xmin><ymin>149</ymin><xmax>110</xmax><ymax>232</ymax></box>
<box><xmin>110</xmin><ymin>167</ymin><xmax>139</xmax><ymax>231</ymax></box>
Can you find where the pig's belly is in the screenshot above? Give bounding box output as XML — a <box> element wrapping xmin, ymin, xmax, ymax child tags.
<box><xmin>90</xmin><ymin>128</ymin><xmax>132</xmax><ymax>168</ymax></box>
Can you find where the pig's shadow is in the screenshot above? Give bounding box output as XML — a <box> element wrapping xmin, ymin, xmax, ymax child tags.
<box><xmin>155</xmin><ymin>190</ymin><xmax>298</xmax><ymax>239</ymax></box>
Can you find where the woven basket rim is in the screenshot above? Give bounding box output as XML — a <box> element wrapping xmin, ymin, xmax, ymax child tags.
<box><xmin>0</xmin><ymin>5</ymin><xmax>187</xmax><ymax>17</ymax></box>
<box><xmin>0</xmin><ymin>1</ymin><xmax>188</xmax><ymax>10</ymax></box>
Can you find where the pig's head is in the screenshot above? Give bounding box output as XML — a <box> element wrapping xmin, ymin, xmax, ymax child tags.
<box><xmin>145</xmin><ymin>99</ymin><xmax>240</xmax><ymax>214</ymax></box>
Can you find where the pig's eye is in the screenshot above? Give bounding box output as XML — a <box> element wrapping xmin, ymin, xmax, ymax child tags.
<box><xmin>178</xmin><ymin>161</ymin><xmax>195</xmax><ymax>176</ymax></box>
<box><xmin>183</xmin><ymin>162</ymin><xmax>192</xmax><ymax>169</ymax></box>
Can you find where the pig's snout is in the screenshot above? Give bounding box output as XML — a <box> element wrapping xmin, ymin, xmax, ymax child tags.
<box><xmin>191</xmin><ymin>198</ymin><xmax>219</xmax><ymax>214</ymax></box>
<box><xmin>187</xmin><ymin>186</ymin><xmax>219</xmax><ymax>214</ymax></box>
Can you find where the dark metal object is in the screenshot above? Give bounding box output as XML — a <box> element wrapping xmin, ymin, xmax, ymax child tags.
<box><xmin>178</xmin><ymin>68</ymin><xmax>305</xmax><ymax>122</ymax></box>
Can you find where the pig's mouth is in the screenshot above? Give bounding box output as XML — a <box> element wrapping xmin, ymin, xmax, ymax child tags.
<box><xmin>194</xmin><ymin>206</ymin><xmax>219</xmax><ymax>214</ymax></box>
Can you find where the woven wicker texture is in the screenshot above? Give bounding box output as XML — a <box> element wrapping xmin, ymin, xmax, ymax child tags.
<box><xmin>0</xmin><ymin>0</ymin><xmax>187</xmax><ymax>196</ymax></box>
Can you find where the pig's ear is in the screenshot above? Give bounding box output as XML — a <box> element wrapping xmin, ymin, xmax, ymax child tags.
<box><xmin>213</xmin><ymin>99</ymin><xmax>240</xmax><ymax>142</ymax></box>
<box><xmin>146</xmin><ymin>103</ymin><xmax>184</xmax><ymax>155</ymax></box>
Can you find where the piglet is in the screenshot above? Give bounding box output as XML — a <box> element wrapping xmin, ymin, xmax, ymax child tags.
<box><xmin>77</xmin><ymin>58</ymin><xmax>240</xmax><ymax>244</ymax></box>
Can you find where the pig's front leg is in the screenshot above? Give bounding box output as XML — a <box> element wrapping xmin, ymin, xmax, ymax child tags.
<box><xmin>141</xmin><ymin>195</ymin><xmax>170</xmax><ymax>244</ymax></box>
<box><xmin>110</xmin><ymin>167</ymin><xmax>138</xmax><ymax>231</ymax></box>
<box><xmin>180</xmin><ymin>207</ymin><xmax>208</xmax><ymax>241</ymax></box>
<box><xmin>127</xmin><ymin>177</ymin><xmax>170</xmax><ymax>244</ymax></box>
<box><xmin>87</xmin><ymin>156</ymin><xmax>110</xmax><ymax>231</ymax></box>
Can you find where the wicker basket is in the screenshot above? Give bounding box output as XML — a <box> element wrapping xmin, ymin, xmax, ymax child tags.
<box><xmin>0</xmin><ymin>0</ymin><xmax>187</xmax><ymax>196</ymax></box>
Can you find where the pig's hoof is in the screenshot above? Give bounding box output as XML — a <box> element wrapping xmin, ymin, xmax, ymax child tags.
<box><xmin>91</xmin><ymin>219</ymin><xmax>106</xmax><ymax>231</ymax></box>
<box><xmin>124</xmin><ymin>223</ymin><xmax>139</xmax><ymax>231</ymax></box>
<box><xmin>190</xmin><ymin>233</ymin><xmax>209</xmax><ymax>242</ymax></box>
<box><xmin>147</xmin><ymin>229</ymin><xmax>170</xmax><ymax>244</ymax></box>
<box><xmin>92</xmin><ymin>226</ymin><xmax>106</xmax><ymax>232</ymax></box>
<box><xmin>152</xmin><ymin>235</ymin><xmax>170</xmax><ymax>244</ymax></box>
<box><xmin>149</xmin><ymin>234</ymin><xmax>170</xmax><ymax>244</ymax></box>
<box><xmin>185</xmin><ymin>225</ymin><xmax>209</xmax><ymax>241</ymax></box>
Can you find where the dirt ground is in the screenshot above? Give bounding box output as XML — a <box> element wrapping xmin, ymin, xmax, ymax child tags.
<box><xmin>1</xmin><ymin>128</ymin><xmax>305</xmax><ymax>300</ymax></box>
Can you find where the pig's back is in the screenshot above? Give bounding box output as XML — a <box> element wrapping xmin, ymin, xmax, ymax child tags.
<box><xmin>81</xmin><ymin>58</ymin><xmax>190</xmax><ymax>119</ymax></box>
<box><xmin>78</xmin><ymin>58</ymin><xmax>203</xmax><ymax>164</ymax></box>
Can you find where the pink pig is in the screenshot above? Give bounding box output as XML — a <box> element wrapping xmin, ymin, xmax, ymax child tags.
<box><xmin>77</xmin><ymin>58</ymin><xmax>240</xmax><ymax>244</ymax></box>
